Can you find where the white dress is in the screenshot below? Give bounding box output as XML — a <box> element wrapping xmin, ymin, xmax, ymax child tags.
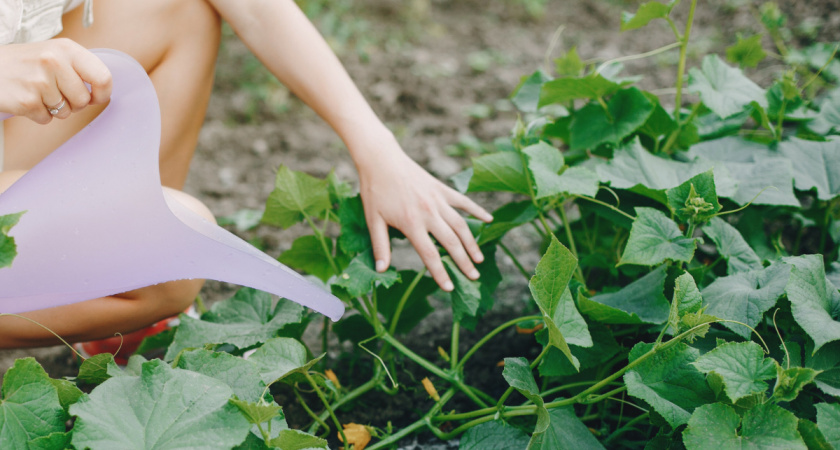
<box><xmin>0</xmin><ymin>0</ymin><xmax>92</xmax><ymax>168</ymax></box>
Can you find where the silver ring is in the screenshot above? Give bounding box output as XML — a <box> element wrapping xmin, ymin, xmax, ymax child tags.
<box><xmin>47</xmin><ymin>98</ymin><xmax>66</xmax><ymax>116</ymax></box>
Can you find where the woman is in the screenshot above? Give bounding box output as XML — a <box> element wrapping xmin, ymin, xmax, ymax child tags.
<box><xmin>0</xmin><ymin>0</ymin><xmax>491</xmax><ymax>348</ymax></box>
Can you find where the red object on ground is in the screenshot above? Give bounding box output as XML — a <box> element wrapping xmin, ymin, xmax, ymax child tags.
<box><xmin>75</xmin><ymin>317</ymin><xmax>172</xmax><ymax>366</ymax></box>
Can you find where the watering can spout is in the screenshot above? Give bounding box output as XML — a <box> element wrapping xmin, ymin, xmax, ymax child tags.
<box><xmin>0</xmin><ymin>49</ymin><xmax>345</xmax><ymax>321</ymax></box>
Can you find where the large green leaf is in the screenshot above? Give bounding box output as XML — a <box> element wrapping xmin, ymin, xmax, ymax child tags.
<box><xmin>773</xmin><ymin>366</ymin><xmax>818</xmax><ymax>402</ymax></box>
<box><xmin>165</xmin><ymin>288</ymin><xmax>304</xmax><ymax>360</ymax></box>
<box><xmin>503</xmin><ymin>357</ymin><xmax>549</xmax><ymax>435</ymax></box>
<box><xmin>0</xmin><ymin>358</ymin><xmax>66</xmax><ymax>449</ymax></box>
<box><xmin>666</xmin><ymin>170</ymin><xmax>722</xmax><ymax>224</ymax></box>
<box><xmin>538</xmin><ymin>74</ymin><xmax>629</xmax><ymax>107</ymax></box>
<box><xmin>522</xmin><ymin>142</ymin><xmax>601</xmax><ymax>199</ymax></box>
<box><xmin>333</xmin><ymin>249</ymin><xmax>400</xmax><ymax>298</ymax></box>
<box><xmin>0</xmin><ymin>212</ymin><xmax>24</xmax><ymax>269</ymax></box>
<box><xmin>778</xmin><ymin>138</ymin><xmax>840</xmax><ymax>201</ymax></box>
<box><xmin>246</xmin><ymin>337</ymin><xmax>318</xmax><ymax>385</ymax></box>
<box><xmin>512</xmin><ymin>70</ymin><xmax>552</xmax><ymax>113</ymax></box>
<box><xmin>467</xmin><ymin>151</ymin><xmax>530</xmax><ymax>194</ymax></box>
<box><xmin>529</xmin><ymin>235</ymin><xmax>583</xmax><ymax>366</ymax></box>
<box><xmin>683</xmin><ymin>403</ymin><xmax>807</xmax><ymax>450</ymax></box>
<box><xmin>620</xmin><ymin>1</ymin><xmax>678</xmax><ymax>31</ymax></box>
<box><xmin>477</xmin><ymin>201</ymin><xmax>539</xmax><ymax>245</ymax></box>
<box><xmin>376</xmin><ymin>270</ymin><xmax>436</xmax><ymax>335</ymax></box>
<box><xmin>71</xmin><ymin>360</ymin><xmax>250</xmax><ymax>450</ymax></box>
<box><xmin>816</xmin><ymin>403</ymin><xmax>840</xmax><ymax>449</ymax></box>
<box><xmin>668</xmin><ymin>272</ymin><xmax>704</xmax><ymax>334</ymax></box>
<box><xmin>596</xmin><ymin>138</ymin><xmax>727</xmax><ymax>205</ymax></box>
<box><xmin>268</xmin><ymin>429</ymin><xmax>328</xmax><ymax>449</ymax></box>
<box><xmin>337</xmin><ymin>195</ymin><xmax>371</xmax><ymax>255</ymax></box>
<box><xmin>569</xmin><ymin>87</ymin><xmax>655</xmax><ymax>150</ymax></box>
<box><xmin>805</xmin><ymin>341</ymin><xmax>840</xmax><ymax>397</ymax></box>
<box><xmin>527</xmin><ymin>406</ymin><xmax>606</xmax><ymax>449</ymax></box>
<box><xmin>578</xmin><ymin>266</ymin><xmax>670</xmax><ymax>324</ymax></box>
<box><xmin>726</xmin><ymin>34</ymin><xmax>767</xmax><ymax>68</ymax></box>
<box><xmin>447</xmin><ymin>246</ymin><xmax>502</xmax><ymax>330</ymax></box>
<box><xmin>687</xmin><ymin>54</ymin><xmax>767</xmax><ymax>119</ymax></box>
<box><xmin>702</xmin><ymin>217</ymin><xmax>763</xmax><ymax>274</ymax></box>
<box><xmin>458</xmin><ymin>420</ymin><xmax>531</xmax><ymax>449</ymax></box>
<box><xmin>175</xmin><ymin>349</ymin><xmax>268</xmax><ymax>403</ymax></box>
<box><xmin>618</xmin><ymin>207</ymin><xmax>699</xmax><ymax>266</ymax></box>
<box><xmin>262</xmin><ymin>165</ymin><xmax>330</xmax><ymax>229</ymax></box>
<box><xmin>701</xmin><ymin>262</ymin><xmax>790</xmax><ymax>339</ymax></box>
<box><xmin>693</xmin><ymin>341</ymin><xmax>777</xmax><ymax>402</ymax></box>
<box><xmin>783</xmin><ymin>255</ymin><xmax>840</xmax><ymax>355</ymax></box>
<box><xmin>278</xmin><ymin>235</ymin><xmax>336</xmax><ymax>282</ymax></box>
<box><xmin>808</xmin><ymin>89</ymin><xmax>840</xmax><ymax>135</ymax></box>
<box><xmin>538</xmin><ymin>323</ymin><xmax>620</xmax><ymax>377</ymax></box>
<box><xmin>625</xmin><ymin>342</ymin><xmax>714</xmax><ymax>428</ymax></box>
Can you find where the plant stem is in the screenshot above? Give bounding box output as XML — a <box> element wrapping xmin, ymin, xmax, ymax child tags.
<box><xmin>367</xmin><ymin>389</ymin><xmax>455</xmax><ymax>450</ymax></box>
<box><xmin>321</xmin><ymin>317</ymin><xmax>329</xmax><ymax>356</ymax></box>
<box><xmin>387</xmin><ymin>270</ymin><xmax>426</xmax><ymax>336</ymax></box>
<box><xmin>661</xmin><ymin>101</ymin><xmax>701</xmax><ymax>154</ymax></box>
<box><xmin>672</xmin><ymin>0</ymin><xmax>698</xmax><ymax>116</ymax></box>
<box><xmin>499</xmin><ymin>241</ymin><xmax>531</xmax><ymax>281</ymax></box>
<box><xmin>295</xmin><ymin>388</ymin><xmax>331</xmax><ymax>438</ymax></box>
<box><xmin>596</xmin><ymin>42</ymin><xmax>682</xmax><ymax>74</ymax></box>
<box><xmin>573</xmin><ymin>195</ymin><xmax>635</xmax><ymax>221</ymax></box>
<box><xmin>456</xmin><ymin>315</ymin><xmax>543</xmax><ymax>371</ymax></box>
<box><xmin>581</xmin><ymin>386</ymin><xmax>628</xmax><ymax>404</ymax></box>
<box><xmin>304</xmin><ymin>371</ymin><xmax>347</xmax><ymax>445</ymax></box>
<box><xmin>308</xmin><ymin>374</ymin><xmax>382</xmax><ymax>434</ymax></box>
<box><xmin>451</xmin><ymin>322</ymin><xmax>460</xmax><ymax>371</ymax></box>
<box><xmin>558</xmin><ymin>202</ymin><xmax>587</xmax><ymax>288</ymax></box>
<box><xmin>304</xmin><ymin>214</ymin><xmax>339</xmax><ymax>274</ymax></box>
<box><xmin>605</xmin><ymin>413</ymin><xmax>650</xmax><ymax>445</ymax></box>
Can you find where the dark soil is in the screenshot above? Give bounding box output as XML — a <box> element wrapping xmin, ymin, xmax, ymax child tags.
<box><xmin>2</xmin><ymin>0</ymin><xmax>838</xmax><ymax>447</ymax></box>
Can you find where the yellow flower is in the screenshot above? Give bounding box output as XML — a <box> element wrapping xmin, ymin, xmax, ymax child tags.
<box><xmin>338</xmin><ymin>423</ymin><xmax>371</xmax><ymax>450</ymax></box>
<box><xmin>421</xmin><ymin>377</ymin><xmax>440</xmax><ymax>401</ymax></box>
<box><xmin>325</xmin><ymin>369</ymin><xmax>341</xmax><ymax>389</ymax></box>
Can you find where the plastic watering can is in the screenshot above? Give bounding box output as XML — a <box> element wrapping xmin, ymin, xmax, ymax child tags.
<box><xmin>0</xmin><ymin>49</ymin><xmax>345</xmax><ymax>321</ymax></box>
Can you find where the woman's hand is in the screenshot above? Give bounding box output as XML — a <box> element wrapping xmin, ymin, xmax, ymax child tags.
<box><xmin>356</xmin><ymin>132</ymin><xmax>493</xmax><ymax>292</ymax></box>
<box><xmin>0</xmin><ymin>39</ymin><xmax>111</xmax><ymax>124</ymax></box>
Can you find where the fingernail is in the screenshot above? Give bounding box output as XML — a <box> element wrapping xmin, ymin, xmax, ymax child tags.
<box><xmin>473</xmin><ymin>252</ymin><xmax>485</xmax><ymax>263</ymax></box>
<box><xmin>375</xmin><ymin>260</ymin><xmax>386</xmax><ymax>272</ymax></box>
<box><xmin>469</xmin><ymin>269</ymin><xmax>480</xmax><ymax>280</ymax></box>
<box><xmin>443</xmin><ymin>280</ymin><xmax>455</xmax><ymax>292</ymax></box>
<box><xmin>483</xmin><ymin>213</ymin><xmax>494</xmax><ymax>222</ymax></box>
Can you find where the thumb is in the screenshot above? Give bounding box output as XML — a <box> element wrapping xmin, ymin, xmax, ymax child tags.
<box><xmin>367</xmin><ymin>213</ymin><xmax>391</xmax><ymax>272</ymax></box>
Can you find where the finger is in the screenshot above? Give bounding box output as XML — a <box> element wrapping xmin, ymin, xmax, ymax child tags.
<box><xmin>55</xmin><ymin>61</ymin><xmax>92</xmax><ymax>112</ymax></box>
<box><xmin>22</xmin><ymin>92</ymin><xmax>53</xmax><ymax>124</ymax></box>
<box><xmin>40</xmin><ymin>84</ymin><xmax>66</xmax><ymax>122</ymax></box>
<box><xmin>406</xmin><ymin>229</ymin><xmax>453</xmax><ymax>292</ymax></box>
<box><xmin>367</xmin><ymin>213</ymin><xmax>391</xmax><ymax>272</ymax></box>
<box><xmin>444</xmin><ymin>188</ymin><xmax>493</xmax><ymax>222</ymax></box>
<box><xmin>430</xmin><ymin>217</ymin><xmax>480</xmax><ymax>281</ymax></box>
<box><xmin>67</xmin><ymin>42</ymin><xmax>112</xmax><ymax>105</ymax></box>
<box><xmin>441</xmin><ymin>206</ymin><xmax>484</xmax><ymax>264</ymax></box>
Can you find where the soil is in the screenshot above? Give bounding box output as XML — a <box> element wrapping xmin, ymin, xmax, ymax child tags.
<box><xmin>2</xmin><ymin>0</ymin><xmax>838</xmax><ymax>446</ymax></box>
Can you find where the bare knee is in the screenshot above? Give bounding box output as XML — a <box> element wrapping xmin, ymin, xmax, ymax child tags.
<box><xmin>159</xmin><ymin>0</ymin><xmax>222</xmax><ymax>42</ymax></box>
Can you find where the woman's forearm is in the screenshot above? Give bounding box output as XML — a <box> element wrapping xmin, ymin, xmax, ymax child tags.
<box><xmin>207</xmin><ymin>0</ymin><xmax>391</xmax><ymax>169</ymax></box>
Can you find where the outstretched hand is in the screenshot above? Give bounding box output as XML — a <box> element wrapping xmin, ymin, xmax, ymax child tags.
<box><xmin>355</xmin><ymin>133</ymin><xmax>493</xmax><ymax>292</ymax></box>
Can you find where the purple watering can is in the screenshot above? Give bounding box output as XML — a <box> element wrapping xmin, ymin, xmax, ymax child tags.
<box><xmin>0</xmin><ymin>49</ymin><xmax>345</xmax><ymax>321</ymax></box>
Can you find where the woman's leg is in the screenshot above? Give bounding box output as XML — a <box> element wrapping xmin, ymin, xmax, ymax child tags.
<box><xmin>0</xmin><ymin>172</ymin><xmax>214</xmax><ymax>348</ymax></box>
<box><xmin>3</xmin><ymin>0</ymin><xmax>221</xmax><ymax>189</ymax></box>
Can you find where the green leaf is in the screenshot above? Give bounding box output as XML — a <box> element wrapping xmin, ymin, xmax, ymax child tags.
<box><xmin>778</xmin><ymin>138</ymin><xmax>840</xmax><ymax>201</ymax></box>
<box><xmin>268</xmin><ymin>429</ymin><xmax>328</xmax><ymax>450</ymax></box>
<box><xmin>247</xmin><ymin>337</ymin><xmax>319</xmax><ymax>385</ymax></box>
<box><xmin>334</xmin><ymin>249</ymin><xmax>401</xmax><ymax>298</ymax></box>
<box><xmin>702</xmin><ymin>217</ymin><xmax>763</xmax><ymax>274</ymax></box>
<box><xmin>701</xmin><ymin>262</ymin><xmax>790</xmax><ymax>339</ymax></box>
<box><xmin>503</xmin><ymin>357</ymin><xmax>549</xmax><ymax>434</ymax></box>
<box><xmin>77</xmin><ymin>353</ymin><xmax>120</xmax><ymax>385</ymax></box>
<box><xmin>377</xmin><ymin>270</ymin><xmax>436</xmax><ymax>335</ymax></box>
<box><xmin>683</xmin><ymin>403</ymin><xmax>807</xmax><ymax>450</ymax></box>
<box><xmin>262</xmin><ymin>165</ymin><xmax>330</xmax><ymax>229</ymax></box>
<box><xmin>639</xmin><ymin>93</ymin><xmax>678</xmax><ymax>139</ymax></box>
<box><xmin>337</xmin><ymin>195</ymin><xmax>371</xmax><ymax>255</ymax></box>
<box><xmin>693</xmin><ymin>341</ymin><xmax>778</xmax><ymax>402</ymax></box>
<box><xmin>279</xmin><ymin>235</ymin><xmax>336</xmax><ymax>282</ymax></box>
<box><xmin>176</xmin><ymin>349</ymin><xmax>268</xmax><ymax>403</ymax></box>
<box><xmin>538</xmin><ymin>74</ymin><xmax>630</xmax><ymax>107</ymax></box>
<box><xmin>457</xmin><ymin>245</ymin><xmax>502</xmax><ymax>331</ymax></box>
<box><xmin>229</xmin><ymin>398</ymin><xmax>282</xmax><ymax>425</ymax></box>
<box><xmin>477</xmin><ymin>201</ymin><xmax>539</xmax><ymax>245</ymax></box>
<box><xmin>332</xmin><ymin>314</ymin><xmax>376</xmax><ymax>344</ymax></box>
<box><xmin>625</xmin><ymin>342</ymin><xmax>714</xmax><ymax>428</ymax></box>
<box><xmin>817</xmin><ymin>403</ymin><xmax>840</xmax><ymax>449</ymax></box>
<box><xmin>618</xmin><ymin>207</ymin><xmax>699</xmax><ymax>266</ymax></box>
<box><xmin>578</xmin><ymin>266</ymin><xmax>671</xmax><ymax>324</ymax></box>
<box><xmin>666</xmin><ymin>170</ymin><xmax>722</xmax><ymax>224</ymax></box>
<box><xmin>327</xmin><ymin>169</ymin><xmax>353</xmax><ymax>204</ymax></box>
<box><xmin>467</xmin><ymin>151</ymin><xmax>530</xmax><ymax>194</ymax></box>
<box><xmin>529</xmin><ymin>235</ymin><xmax>583</xmax><ymax>366</ymax></box>
<box><xmin>597</xmin><ymin>137</ymin><xmax>727</xmax><ymax>205</ymax></box>
<box><xmin>444</xmin><ymin>256</ymin><xmax>482</xmax><ymax>322</ymax></box>
<box><xmin>805</xmin><ymin>341</ymin><xmax>840</xmax><ymax>397</ymax></box>
<box><xmin>70</xmin><ymin>360</ymin><xmax>251</xmax><ymax>449</ymax></box>
<box><xmin>29</xmin><ymin>432</ymin><xmax>69</xmax><ymax>450</ymax></box>
<box><xmin>166</xmin><ymin>288</ymin><xmax>304</xmax><ymax>360</ymax></box>
<box><xmin>48</xmin><ymin>378</ymin><xmax>83</xmax><ymax>413</ymax></box>
<box><xmin>0</xmin><ymin>358</ymin><xmax>66</xmax><ymax>448</ymax></box>
<box><xmin>538</xmin><ymin>323</ymin><xmax>620</xmax><ymax>377</ymax></box>
<box><xmin>512</xmin><ymin>70</ymin><xmax>552</xmax><ymax>113</ymax></box>
<box><xmin>0</xmin><ymin>212</ymin><xmax>24</xmax><ymax>269</ymax></box>
<box><xmin>459</xmin><ymin>420</ymin><xmax>531</xmax><ymax>449</ymax></box>
<box><xmin>798</xmin><ymin>419</ymin><xmax>833</xmax><ymax>450</ymax></box>
<box><xmin>726</xmin><ymin>34</ymin><xmax>767</xmax><ymax>68</ymax></box>
<box><xmin>687</xmin><ymin>54</ymin><xmax>767</xmax><ymax>119</ymax></box>
<box><xmin>784</xmin><ymin>255</ymin><xmax>840</xmax><ymax>355</ymax></box>
<box><xmin>527</xmin><ymin>405</ymin><xmax>606</xmax><ymax>450</ymax></box>
<box><xmin>668</xmin><ymin>272</ymin><xmax>703</xmax><ymax>334</ymax></box>
<box><xmin>808</xmin><ymin>89</ymin><xmax>840</xmax><ymax>135</ymax></box>
<box><xmin>569</xmin><ymin>87</ymin><xmax>655</xmax><ymax>150</ymax></box>
<box><xmin>773</xmin><ymin>366</ymin><xmax>818</xmax><ymax>402</ymax></box>
<box><xmin>554</xmin><ymin>47</ymin><xmax>584</xmax><ymax>77</ymax></box>
<box><xmin>723</xmin><ymin>157</ymin><xmax>800</xmax><ymax>207</ymax></box>
<box><xmin>620</xmin><ymin>1</ymin><xmax>678</xmax><ymax>31</ymax></box>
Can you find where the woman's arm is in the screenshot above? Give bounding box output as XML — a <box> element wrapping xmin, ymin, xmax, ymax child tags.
<box><xmin>208</xmin><ymin>0</ymin><xmax>492</xmax><ymax>291</ymax></box>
